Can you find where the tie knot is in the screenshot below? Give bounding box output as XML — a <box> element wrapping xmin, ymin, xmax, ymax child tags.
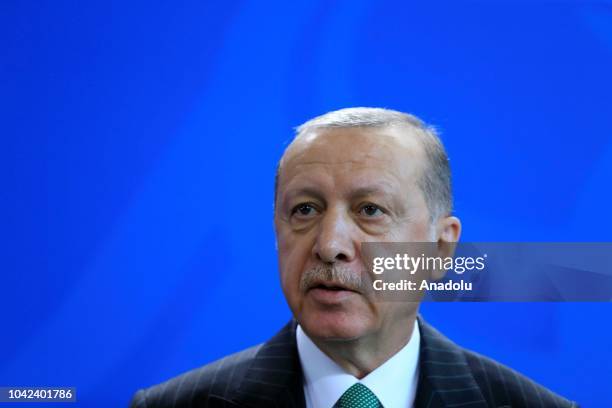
<box><xmin>334</xmin><ymin>383</ymin><xmax>383</xmax><ymax>408</ymax></box>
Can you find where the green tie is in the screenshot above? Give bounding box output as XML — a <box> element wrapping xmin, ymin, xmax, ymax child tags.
<box><xmin>333</xmin><ymin>383</ymin><xmax>383</xmax><ymax>408</ymax></box>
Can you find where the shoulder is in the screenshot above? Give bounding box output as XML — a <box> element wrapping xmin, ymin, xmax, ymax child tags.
<box><xmin>417</xmin><ymin>317</ymin><xmax>579</xmax><ymax>407</ymax></box>
<box><xmin>129</xmin><ymin>344</ymin><xmax>261</xmax><ymax>408</ymax></box>
<box><xmin>462</xmin><ymin>348</ymin><xmax>578</xmax><ymax>408</ymax></box>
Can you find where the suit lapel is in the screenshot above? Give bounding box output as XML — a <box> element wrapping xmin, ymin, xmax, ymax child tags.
<box><xmin>231</xmin><ymin>320</ymin><xmax>305</xmax><ymax>408</ymax></box>
<box><xmin>414</xmin><ymin>317</ymin><xmax>488</xmax><ymax>408</ymax></box>
<box><xmin>227</xmin><ymin>317</ymin><xmax>488</xmax><ymax>408</ymax></box>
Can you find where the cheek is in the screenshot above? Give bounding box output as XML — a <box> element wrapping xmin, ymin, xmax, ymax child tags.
<box><xmin>386</xmin><ymin>221</ymin><xmax>432</xmax><ymax>242</ymax></box>
<box><xmin>408</xmin><ymin>221</ymin><xmax>434</xmax><ymax>241</ymax></box>
<box><xmin>277</xmin><ymin>236</ymin><xmax>314</xmax><ymax>317</ymax></box>
<box><xmin>393</xmin><ymin>206</ymin><xmax>433</xmax><ymax>241</ymax></box>
<box><xmin>277</xmin><ymin>230</ymin><xmax>315</xmax><ymax>293</ymax></box>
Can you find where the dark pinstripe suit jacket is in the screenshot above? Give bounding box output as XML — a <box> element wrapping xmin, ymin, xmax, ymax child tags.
<box><xmin>130</xmin><ymin>318</ymin><xmax>578</xmax><ymax>408</ymax></box>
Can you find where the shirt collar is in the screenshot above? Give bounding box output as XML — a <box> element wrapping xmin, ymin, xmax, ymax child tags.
<box><xmin>296</xmin><ymin>321</ymin><xmax>420</xmax><ymax>408</ymax></box>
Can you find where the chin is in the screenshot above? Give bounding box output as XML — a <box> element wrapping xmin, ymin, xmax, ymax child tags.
<box><xmin>299</xmin><ymin>309</ymin><xmax>373</xmax><ymax>341</ymax></box>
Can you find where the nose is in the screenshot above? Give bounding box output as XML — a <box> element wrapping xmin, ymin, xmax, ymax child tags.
<box><xmin>312</xmin><ymin>208</ymin><xmax>356</xmax><ymax>263</ymax></box>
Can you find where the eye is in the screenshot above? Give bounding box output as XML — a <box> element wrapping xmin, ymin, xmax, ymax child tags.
<box><xmin>359</xmin><ymin>203</ymin><xmax>384</xmax><ymax>217</ymax></box>
<box><xmin>291</xmin><ymin>203</ymin><xmax>319</xmax><ymax>218</ymax></box>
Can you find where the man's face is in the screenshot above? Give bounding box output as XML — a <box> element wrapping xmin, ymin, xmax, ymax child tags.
<box><xmin>274</xmin><ymin>126</ymin><xmax>435</xmax><ymax>341</ymax></box>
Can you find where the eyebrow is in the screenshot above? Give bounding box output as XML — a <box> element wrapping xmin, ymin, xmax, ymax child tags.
<box><xmin>347</xmin><ymin>186</ymin><xmax>393</xmax><ymax>199</ymax></box>
<box><xmin>284</xmin><ymin>185</ymin><xmax>396</xmax><ymax>203</ymax></box>
<box><xmin>349</xmin><ymin>183</ymin><xmax>396</xmax><ymax>199</ymax></box>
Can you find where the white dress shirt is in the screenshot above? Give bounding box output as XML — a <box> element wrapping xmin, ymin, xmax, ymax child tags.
<box><xmin>296</xmin><ymin>322</ymin><xmax>420</xmax><ymax>408</ymax></box>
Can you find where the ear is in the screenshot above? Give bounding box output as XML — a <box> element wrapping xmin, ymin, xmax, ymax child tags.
<box><xmin>431</xmin><ymin>216</ymin><xmax>462</xmax><ymax>280</ymax></box>
<box><xmin>437</xmin><ymin>215</ymin><xmax>461</xmax><ymax>244</ymax></box>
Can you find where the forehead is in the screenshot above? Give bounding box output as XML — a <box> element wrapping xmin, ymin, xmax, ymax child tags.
<box><xmin>278</xmin><ymin>126</ymin><xmax>426</xmax><ymax>195</ymax></box>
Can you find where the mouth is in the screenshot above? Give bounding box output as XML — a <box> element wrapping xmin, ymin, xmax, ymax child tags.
<box><xmin>309</xmin><ymin>281</ymin><xmax>357</xmax><ymax>292</ymax></box>
<box><xmin>307</xmin><ymin>281</ymin><xmax>359</xmax><ymax>304</ymax></box>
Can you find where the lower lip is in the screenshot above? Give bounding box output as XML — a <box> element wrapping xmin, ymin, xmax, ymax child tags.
<box><xmin>308</xmin><ymin>287</ymin><xmax>357</xmax><ymax>304</ymax></box>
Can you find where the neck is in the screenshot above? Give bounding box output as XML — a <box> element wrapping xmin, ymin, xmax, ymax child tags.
<box><xmin>309</xmin><ymin>313</ymin><xmax>418</xmax><ymax>379</ymax></box>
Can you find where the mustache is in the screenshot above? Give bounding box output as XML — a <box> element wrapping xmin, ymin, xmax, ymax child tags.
<box><xmin>299</xmin><ymin>264</ymin><xmax>365</xmax><ymax>293</ymax></box>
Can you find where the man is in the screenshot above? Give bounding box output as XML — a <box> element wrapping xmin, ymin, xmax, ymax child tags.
<box><xmin>130</xmin><ymin>108</ymin><xmax>577</xmax><ymax>407</ymax></box>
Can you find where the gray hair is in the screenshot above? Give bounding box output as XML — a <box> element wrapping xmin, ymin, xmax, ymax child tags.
<box><xmin>276</xmin><ymin>107</ymin><xmax>453</xmax><ymax>221</ymax></box>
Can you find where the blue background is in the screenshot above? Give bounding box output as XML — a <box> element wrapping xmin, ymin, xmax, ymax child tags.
<box><xmin>2</xmin><ymin>1</ymin><xmax>611</xmax><ymax>406</ymax></box>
